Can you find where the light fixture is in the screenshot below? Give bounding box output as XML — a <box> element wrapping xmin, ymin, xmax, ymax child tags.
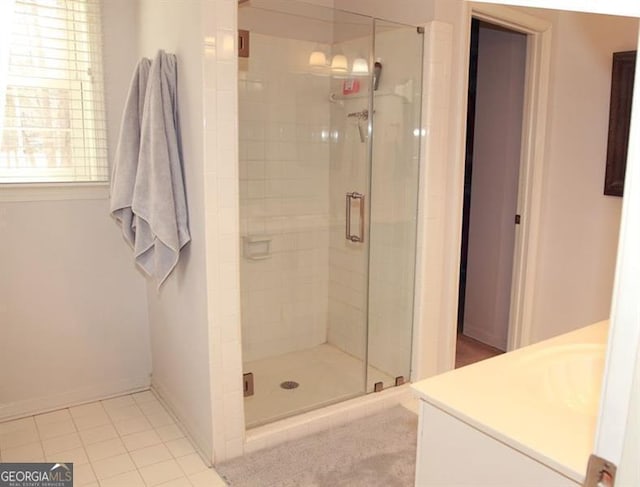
<box><xmin>309</xmin><ymin>50</ymin><xmax>327</xmax><ymax>67</ymax></box>
<box><xmin>352</xmin><ymin>57</ymin><xmax>369</xmax><ymax>75</ymax></box>
<box><xmin>331</xmin><ymin>54</ymin><xmax>348</xmax><ymax>72</ymax></box>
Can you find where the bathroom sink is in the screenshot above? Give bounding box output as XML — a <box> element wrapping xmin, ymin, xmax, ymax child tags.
<box><xmin>519</xmin><ymin>343</ymin><xmax>606</xmax><ymax>416</ymax></box>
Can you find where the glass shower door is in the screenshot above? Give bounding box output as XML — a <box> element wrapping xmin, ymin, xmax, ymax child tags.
<box><xmin>366</xmin><ymin>20</ymin><xmax>424</xmax><ymax>391</ymax></box>
<box><xmin>238</xmin><ymin>3</ymin><xmax>374</xmax><ymax>428</ymax></box>
<box><xmin>238</xmin><ymin>3</ymin><xmax>424</xmax><ymax>428</ymax></box>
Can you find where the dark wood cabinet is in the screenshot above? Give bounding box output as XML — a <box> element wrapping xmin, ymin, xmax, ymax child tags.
<box><xmin>604</xmin><ymin>50</ymin><xmax>636</xmax><ymax>197</ymax></box>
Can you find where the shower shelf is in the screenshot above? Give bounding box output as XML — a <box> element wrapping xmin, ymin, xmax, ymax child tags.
<box><xmin>331</xmin><ymin>90</ymin><xmax>397</xmax><ymax>101</ymax></box>
<box><xmin>330</xmin><ymin>80</ymin><xmax>414</xmax><ymax>103</ymax></box>
<box><xmin>242</xmin><ymin>235</ymin><xmax>272</xmax><ymax>260</ymax></box>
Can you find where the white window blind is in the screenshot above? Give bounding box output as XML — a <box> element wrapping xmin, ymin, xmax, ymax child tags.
<box><xmin>0</xmin><ymin>0</ymin><xmax>108</xmax><ymax>184</ymax></box>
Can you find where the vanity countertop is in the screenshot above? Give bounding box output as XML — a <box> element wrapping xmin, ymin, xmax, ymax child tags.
<box><xmin>411</xmin><ymin>321</ymin><xmax>608</xmax><ymax>483</ymax></box>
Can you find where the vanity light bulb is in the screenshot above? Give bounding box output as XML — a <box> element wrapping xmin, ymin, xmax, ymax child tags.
<box><xmin>331</xmin><ymin>54</ymin><xmax>348</xmax><ymax>72</ymax></box>
<box><xmin>352</xmin><ymin>58</ymin><xmax>369</xmax><ymax>74</ymax></box>
<box><xmin>309</xmin><ymin>50</ymin><xmax>327</xmax><ymax>67</ymax></box>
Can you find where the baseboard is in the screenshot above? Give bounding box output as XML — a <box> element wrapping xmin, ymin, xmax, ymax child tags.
<box><xmin>463</xmin><ymin>322</ymin><xmax>505</xmax><ymax>351</ymax></box>
<box><xmin>150</xmin><ymin>378</ymin><xmax>213</xmax><ymax>465</ymax></box>
<box><xmin>0</xmin><ymin>375</ymin><xmax>150</xmax><ymax>422</ymax></box>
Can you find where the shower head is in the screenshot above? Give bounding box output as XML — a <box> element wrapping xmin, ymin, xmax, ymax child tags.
<box><xmin>373</xmin><ymin>60</ymin><xmax>382</xmax><ymax>91</ymax></box>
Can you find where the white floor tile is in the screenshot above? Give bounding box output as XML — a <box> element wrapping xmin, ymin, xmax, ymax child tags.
<box><xmin>72</xmin><ymin>411</ymin><xmax>111</xmax><ymax>431</ymax></box>
<box><xmin>0</xmin><ymin>417</ymin><xmax>36</xmax><ymax>435</ymax></box>
<box><xmin>41</xmin><ymin>432</ymin><xmax>82</xmax><ymax>456</ymax></box>
<box><xmin>46</xmin><ymin>446</ymin><xmax>89</xmax><ymax>465</ymax></box>
<box><xmin>99</xmin><ymin>469</ymin><xmax>146</xmax><ymax>487</ymax></box>
<box><xmin>138</xmin><ymin>459</ymin><xmax>184</xmax><ymax>487</ymax></box>
<box><xmin>138</xmin><ymin>401</ymin><xmax>166</xmax><ymax>416</ymax></box>
<box><xmin>34</xmin><ymin>409</ymin><xmax>72</xmax><ymax>426</ymax></box>
<box><xmin>146</xmin><ymin>410</ymin><xmax>175</xmax><ymax>429</ymax></box>
<box><xmin>121</xmin><ymin>429</ymin><xmax>162</xmax><ymax>452</ymax></box>
<box><xmin>37</xmin><ymin>418</ymin><xmax>77</xmax><ymax>440</ymax></box>
<box><xmin>0</xmin><ymin>393</ymin><xmax>219</xmax><ymax>487</ymax></box>
<box><xmin>164</xmin><ymin>438</ymin><xmax>195</xmax><ymax>458</ymax></box>
<box><xmin>101</xmin><ymin>396</ymin><xmax>136</xmax><ymax>411</ymax></box>
<box><xmin>69</xmin><ymin>402</ymin><xmax>107</xmax><ymax>419</ymax></box>
<box><xmin>73</xmin><ymin>464</ymin><xmax>98</xmax><ymax>487</ymax></box>
<box><xmin>91</xmin><ymin>452</ymin><xmax>136</xmax><ymax>480</ymax></box>
<box><xmin>155</xmin><ymin>424</ymin><xmax>184</xmax><ymax>442</ymax></box>
<box><xmin>114</xmin><ymin>417</ymin><xmax>153</xmax><ymax>436</ymax></box>
<box><xmin>175</xmin><ymin>452</ymin><xmax>208</xmax><ymax>475</ymax></box>
<box><xmin>132</xmin><ymin>391</ymin><xmax>157</xmax><ymax>405</ymax></box>
<box><xmin>157</xmin><ymin>477</ymin><xmax>192</xmax><ymax>487</ymax></box>
<box><xmin>188</xmin><ymin>468</ymin><xmax>227</xmax><ymax>487</ymax></box>
<box><xmin>129</xmin><ymin>443</ymin><xmax>173</xmax><ymax>468</ymax></box>
<box><xmin>1</xmin><ymin>442</ymin><xmax>45</xmax><ymax>462</ymax></box>
<box><xmin>0</xmin><ymin>427</ymin><xmax>40</xmax><ymax>449</ymax></box>
<box><xmin>105</xmin><ymin>405</ymin><xmax>145</xmax><ymax>423</ymax></box>
<box><xmin>79</xmin><ymin>424</ymin><xmax>118</xmax><ymax>446</ymax></box>
<box><xmin>85</xmin><ymin>437</ymin><xmax>126</xmax><ymax>462</ymax></box>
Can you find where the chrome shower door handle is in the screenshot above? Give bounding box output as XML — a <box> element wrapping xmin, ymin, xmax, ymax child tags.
<box><xmin>345</xmin><ymin>192</ymin><xmax>365</xmax><ymax>243</ymax></box>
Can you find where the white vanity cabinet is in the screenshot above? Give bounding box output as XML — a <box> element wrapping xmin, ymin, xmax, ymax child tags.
<box><xmin>411</xmin><ymin>322</ymin><xmax>607</xmax><ymax>487</ymax></box>
<box><xmin>414</xmin><ymin>401</ymin><xmax>579</xmax><ymax>486</ymax></box>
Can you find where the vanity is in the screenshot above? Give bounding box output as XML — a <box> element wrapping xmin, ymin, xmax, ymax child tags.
<box><xmin>411</xmin><ymin>321</ymin><xmax>607</xmax><ymax>486</ymax></box>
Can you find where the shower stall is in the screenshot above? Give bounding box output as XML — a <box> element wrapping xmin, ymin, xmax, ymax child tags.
<box><xmin>238</xmin><ymin>1</ymin><xmax>424</xmax><ymax>428</ymax></box>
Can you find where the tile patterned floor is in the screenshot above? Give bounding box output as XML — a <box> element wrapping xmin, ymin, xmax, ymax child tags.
<box><xmin>0</xmin><ymin>391</ymin><xmax>226</xmax><ymax>487</ymax></box>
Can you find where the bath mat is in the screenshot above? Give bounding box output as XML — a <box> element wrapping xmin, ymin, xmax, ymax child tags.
<box><xmin>217</xmin><ymin>406</ymin><xmax>418</xmax><ymax>487</ymax></box>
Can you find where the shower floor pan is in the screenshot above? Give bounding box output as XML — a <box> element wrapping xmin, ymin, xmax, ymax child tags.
<box><xmin>243</xmin><ymin>343</ymin><xmax>394</xmax><ymax>428</ymax></box>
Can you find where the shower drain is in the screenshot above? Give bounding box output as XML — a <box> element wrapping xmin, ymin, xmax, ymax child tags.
<box><xmin>280</xmin><ymin>381</ymin><xmax>299</xmax><ymax>390</ymax></box>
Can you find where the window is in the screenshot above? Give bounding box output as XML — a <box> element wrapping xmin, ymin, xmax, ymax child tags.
<box><xmin>0</xmin><ymin>0</ymin><xmax>107</xmax><ymax>184</ymax></box>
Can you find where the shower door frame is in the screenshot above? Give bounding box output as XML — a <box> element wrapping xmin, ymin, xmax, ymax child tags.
<box><xmin>212</xmin><ymin>5</ymin><xmax>426</xmax><ymax>464</ymax></box>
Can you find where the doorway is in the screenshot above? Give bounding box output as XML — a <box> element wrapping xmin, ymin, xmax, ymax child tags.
<box><xmin>456</xmin><ymin>19</ymin><xmax>527</xmax><ymax>368</ymax></box>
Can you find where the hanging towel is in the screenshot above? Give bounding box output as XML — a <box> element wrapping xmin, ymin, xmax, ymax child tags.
<box><xmin>132</xmin><ymin>50</ymin><xmax>191</xmax><ymax>287</ymax></box>
<box><xmin>110</xmin><ymin>57</ymin><xmax>151</xmax><ymax>246</ymax></box>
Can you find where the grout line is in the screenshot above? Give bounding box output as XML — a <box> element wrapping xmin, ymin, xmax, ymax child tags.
<box><xmin>0</xmin><ymin>387</ymin><xmax>150</xmax><ymax>426</ymax></box>
<box><xmin>0</xmin><ymin>391</ymin><xmax>210</xmax><ymax>487</ymax></box>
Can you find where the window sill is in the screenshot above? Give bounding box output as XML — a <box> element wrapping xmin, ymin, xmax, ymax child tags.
<box><xmin>0</xmin><ymin>182</ymin><xmax>110</xmax><ymax>202</ymax></box>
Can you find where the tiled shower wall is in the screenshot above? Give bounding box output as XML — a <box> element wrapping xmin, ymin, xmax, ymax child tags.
<box><xmin>326</xmin><ymin>37</ymin><xmax>370</xmax><ymax>364</ymax></box>
<box><xmin>238</xmin><ymin>33</ymin><xmax>332</xmax><ymax>362</ymax></box>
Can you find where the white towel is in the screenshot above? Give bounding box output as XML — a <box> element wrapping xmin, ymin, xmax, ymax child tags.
<box><xmin>131</xmin><ymin>50</ymin><xmax>191</xmax><ymax>287</ymax></box>
<box><xmin>110</xmin><ymin>57</ymin><xmax>151</xmax><ymax>246</ymax></box>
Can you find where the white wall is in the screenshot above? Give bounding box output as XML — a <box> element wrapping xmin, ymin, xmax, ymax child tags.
<box><xmin>0</xmin><ymin>199</ymin><xmax>151</xmax><ymax>419</ymax></box>
<box><xmin>137</xmin><ymin>0</ymin><xmax>214</xmax><ymax>460</ymax></box>
<box><xmin>530</xmin><ymin>11</ymin><xmax>638</xmax><ymax>341</ymax></box>
<box><xmin>428</xmin><ymin>3</ymin><xmax>638</xmax><ymax>366</ymax></box>
<box><xmin>0</xmin><ymin>0</ymin><xmax>151</xmax><ymax>420</ymax></box>
<box><xmin>464</xmin><ymin>24</ymin><xmax>526</xmax><ymax>350</ymax></box>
